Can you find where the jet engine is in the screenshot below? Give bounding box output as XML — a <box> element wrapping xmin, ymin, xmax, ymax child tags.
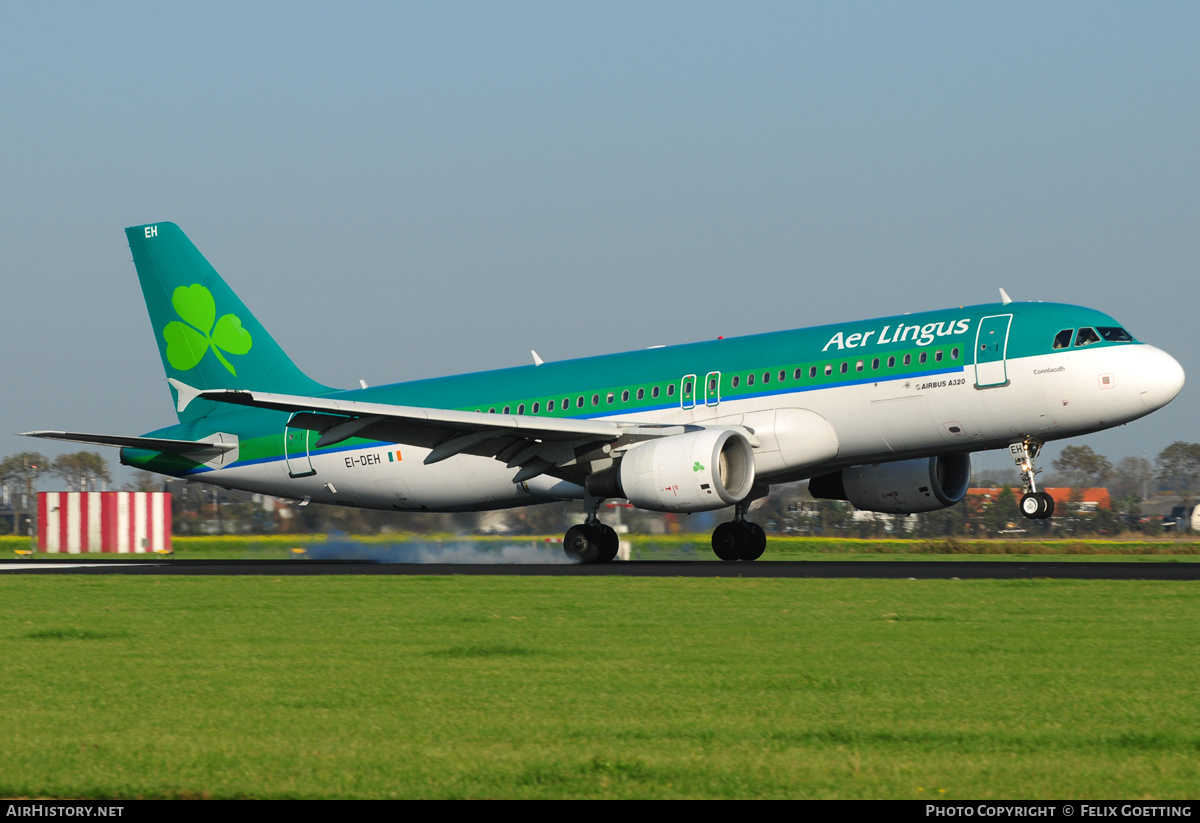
<box><xmin>808</xmin><ymin>453</ymin><xmax>972</xmax><ymax>514</ymax></box>
<box><xmin>590</xmin><ymin>428</ymin><xmax>756</xmax><ymax>513</ymax></box>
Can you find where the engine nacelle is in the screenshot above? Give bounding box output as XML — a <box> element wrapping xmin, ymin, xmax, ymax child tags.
<box><xmin>809</xmin><ymin>453</ymin><xmax>972</xmax><ymax>514</ymax></box>
<box><xmin>617</xmin><ymin>429</ymin><xmax>757</xmax><ymax>513</ymax></box>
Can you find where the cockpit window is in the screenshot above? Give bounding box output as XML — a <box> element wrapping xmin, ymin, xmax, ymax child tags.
<box><xmin>1098</xmin><ymin>326</ymin><xmax>1134</xmax><ymax>343</ymax></box>
<box><xmin>1053</xmin><ymin>329</ymin><xmax>1073</xmax><ymax>349</ymax></box>
<box><xmin>1074</xmin><ymin>327</ymin><xmax>1101</xmax><ymax>347</ymax></box>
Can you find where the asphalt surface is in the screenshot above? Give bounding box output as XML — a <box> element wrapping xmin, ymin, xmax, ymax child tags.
<box><xmin>2</xmin><ymin>559</ymin><xmax>1199</xmax><ymax>579</ymax></box>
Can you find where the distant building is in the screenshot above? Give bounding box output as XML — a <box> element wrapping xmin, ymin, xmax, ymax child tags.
<box><xmin>969</xmin><ymin>487</ymin><xmax>1112</xmax><ymax>512</ymax></box>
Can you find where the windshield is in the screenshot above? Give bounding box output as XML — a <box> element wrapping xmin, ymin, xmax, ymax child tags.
<box><xmin>1097</xmin><ymin>326</ymin><xmax>1134</xmax><ymax>342</ymax></box>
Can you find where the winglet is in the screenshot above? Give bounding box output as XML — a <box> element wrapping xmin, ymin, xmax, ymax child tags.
<box><xmin>531</xmin><ymin>350</ymin><xmax>544</xmax><ymax>367</ymax></box>
<box><xmin>999</xmin><ymin>288</ymin><xmax>1013</xmax><ymax>305</ymax></box>
<box><xmin>167</xmin><ymin>378</ymin><xmax>204</xmax><ymax>414</ymax></box>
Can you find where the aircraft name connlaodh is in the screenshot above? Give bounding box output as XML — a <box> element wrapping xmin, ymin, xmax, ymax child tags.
<box><xmin>821</xmin><ymin>318</ymin><xmax>972</xmax><ymax>352</ymax></box>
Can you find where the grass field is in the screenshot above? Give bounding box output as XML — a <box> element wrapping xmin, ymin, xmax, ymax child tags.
<box><xmin>2</xmin><ymin>575</ymin><xmax>1199</xmax><ymax>798</ymax></box>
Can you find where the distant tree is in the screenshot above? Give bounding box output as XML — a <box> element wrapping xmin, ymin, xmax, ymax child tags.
<box><xmin>0</xmin><ymin>452</ymin><xmax>49</xmax><ymax>536</ymax></box>
<box><xmin>51</xmin><ymin>451</ymin><xmax>112</xmax><ymax>491</ymax></box>
<box><xmin>1052</xmin><ymin>445</ymin><xmax>1113</xmax><ymax>490</ymax></box>
<box><xmin>985</xmin><ymin>485</ymin><xmax>1017</xmax><ymax>534</ymax></box>
<box><xmin>914</xmin><ymin>499</ymin><xmax>969</xmax><ymax>537</ymax></box>
<box><xmin>971</xmin><ymin>469</ymin><xmax>1012</xmax><ymax>488</ymax></box>
<box><xmin>1109</xmin><ymin>456</ymin><xmax>1155</xmax><ymax>502</ymax></box>
<box><xmin>1156</xmin><ymin>442</ymin><xmax>1200</xmax><ymax>510</ymax></box>
<box><xmin>123</xmin><ymin>470</ymin><xmax>162</xmax><ymax>493</ymax></box>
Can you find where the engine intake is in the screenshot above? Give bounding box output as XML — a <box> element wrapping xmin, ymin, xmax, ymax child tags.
<box><xmin>809</xmin><ymin>453</ymin><xmax>972</xmax><ymax>514</ymax></box>
<box><xmin>602</xmin><ymin>428</ymin><xmax>756</xmax><ymax>513</ymax></box>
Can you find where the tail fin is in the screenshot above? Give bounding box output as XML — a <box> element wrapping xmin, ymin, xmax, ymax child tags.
<box><xmin>126</xmin><ymin>222</ymin><xmax>333</xmax><ymax>422</ymax></box>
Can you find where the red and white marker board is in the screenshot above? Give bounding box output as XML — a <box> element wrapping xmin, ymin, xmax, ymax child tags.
<box><xmin>38</xmin><ymin>492</ymin><xmax>172</xmax><ymax>554</ymax></box>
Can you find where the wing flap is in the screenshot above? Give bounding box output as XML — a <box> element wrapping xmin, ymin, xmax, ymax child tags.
<box><xmin>179</xmin><ymin>382</ymin><xmax>626</xmax><ymax>441</ymax></box>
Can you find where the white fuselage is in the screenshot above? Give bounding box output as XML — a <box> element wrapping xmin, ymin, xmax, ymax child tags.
<box><xmin>186</xmin><ymin>342</ymin><xmax>1180</xmax><ymax>512</ymax></box>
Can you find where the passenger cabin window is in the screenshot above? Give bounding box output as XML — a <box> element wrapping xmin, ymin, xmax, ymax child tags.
<box><xmin>607</xmin><ymin>392</ymin><xmax>615</xmax><ymax>404</ymax></box>
<box><xmin>1075</xmin><ymin>327</ymin><xmax>1101</xmax><ymax>347</ymax></box>
<box><xmin>887</xmin><ymin>356</ymin><xmax>895</xmax><ymax>368</ymax></box>
<box><xmin>732</xmin><ymin>376</ymin><xmax>740</xmax><ymax>388</ymax></box>
<box><xmin>576</xmin><ymin>396</ymin><xmax>584</xmax><ymax>408</ymax></box>
<box><xmin>951</xmin><ymin>347</ymin><xmax>960</xmax><ymax>360</ymax></box>
<box><xmin>762</xmin><ymin>372</ymin><xmax>770</xmax><ymax>384</ymax></box>
<box><xmin>621</xmin><ymin>390</ymin><xmax>629</xmax><ymax>402</ymax></box>
<box><xmin>1098</xmin><ymin>327</ymin><xmax>1134</xmax><ymax>342</ymax></box>
<box><xmin>1053</xmin><ymin>329</ymin><xmax>1073</xmax><ymax>349</ymax></box>
<box><xmin>794</xmin><ymin>368</ymin><xmax>802</xmax><ymax>380</ymax></box>
<box><xmin>919</xmin><ymin>352</ymin><xmax>927</xmax><ymax>364</ymax></box>
<box><xmin>652</xmin><ymin>386</ymin><xmax>660</xmax><ymax>398</ymax></box>
<box><xmin>667</xmin><ymin>384</ymin><xmax>675</xmax><ymax>396</ymax></box>
<box><xmin>747</xmin><ymin>374</ymin><xmax>755</xmax><ymax>386</ymax></box>
<box><xmin>872</xmin><ymin>358</ymin><xmax>879</xmax><ymax>369</ymax></box>
<box><xmin>809</xmin><ymin>366</ymin><xmax>817</xmax><ymax>378</ymax></box>
<box><xmin>779</xmin><ymin>370</ymin><xmax>786</xmax><ymax>382</ymax></box>
<box><xmin>503</xmin><ymin>406</ymin><xmax>511</xmax><ymax>414</ymax></box>
<box><xmin>518</xmin><ymin>404</ymin><xmax>525</xmax><ymax>415</ymax></box>
<box><xmin>592</xmin><ymin>394</ymin><xmax>600</xmax><ymax>406</ymax></box>
<box><xmin>840</xmin><ymin>362</ymin><xmax>848</xmax><ymax>374</ymax></box>
<box><xmin>856</xmin><ymin>360</ymin><xmax>864</xmax><ymax>372</ymax></box>
<box><xmin>636</xmin><ymin>388</ymin><xmax>644</xmax><ymax>400</ymax></box>
<box><xmin>532</xmin><ymin>402</ymin><xmax>539</xmax><ymax>414</ymax></box>
<box><xmin>903</xmin><ymin>354</ymin><xmax>912</xmax><ymax>366</ymax></box>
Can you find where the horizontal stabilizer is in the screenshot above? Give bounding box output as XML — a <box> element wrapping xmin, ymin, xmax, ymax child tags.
<box><xmin>21</xmin><ymin>431</ymin><xmax>237</xmax><ymax>454</ymax></box>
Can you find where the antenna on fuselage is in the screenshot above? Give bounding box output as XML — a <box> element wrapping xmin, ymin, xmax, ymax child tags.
<box><xmin>999</xmin><ymin>288</ymin><xmax>1013</xmax><ymax>305</ymax></box>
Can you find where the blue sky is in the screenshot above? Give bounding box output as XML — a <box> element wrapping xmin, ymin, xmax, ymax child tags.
<box><xmin>2</xmin><ymin>1</ymin><xmax>1197</xmax><ymax>484</ymax></box>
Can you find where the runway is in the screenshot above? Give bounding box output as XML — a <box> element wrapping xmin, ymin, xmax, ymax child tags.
<box><xmin>3</xmin><ymin>559</ymin><xmax>1199</xmax><ymax>579</ymax></box>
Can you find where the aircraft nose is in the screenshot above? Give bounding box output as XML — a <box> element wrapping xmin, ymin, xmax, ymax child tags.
<box><xmin>1137</xmin><ymin>345</ymin><xmax>1185</xmax><ymax>411</ymax></box>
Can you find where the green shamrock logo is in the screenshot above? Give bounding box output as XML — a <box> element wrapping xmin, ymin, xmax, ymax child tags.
<box><xmin>693</xmin><ymin>461</ymin><xmax>705</xmax><ymax>472</ymax></box>
<box><xmin>163</xmin><ymin>284</ymin><xmax>252</xmax><ymax>376</ymax></box>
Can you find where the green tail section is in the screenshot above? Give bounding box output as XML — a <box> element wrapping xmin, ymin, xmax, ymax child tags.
<box><xmin>126</xmin><ymin>222</ymin><xmax>333</xmax><ymax>422</ymax></box>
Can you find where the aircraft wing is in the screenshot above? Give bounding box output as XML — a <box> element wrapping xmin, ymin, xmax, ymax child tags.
<box><xmin>22</xmin><ymin>431</ymin><xmax>236</xmax><ymax>455</ymax></box>
<box><xmin>172</xmin><ymin>380</ymin><xmax>693</xmax><ymax>483</ymax></box>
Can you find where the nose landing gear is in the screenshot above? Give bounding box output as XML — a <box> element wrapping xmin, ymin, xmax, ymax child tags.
<box><xmin>1010</xmin><ymin>439</ymin><xmax>1055</xmax><ymax>520</ymax></box>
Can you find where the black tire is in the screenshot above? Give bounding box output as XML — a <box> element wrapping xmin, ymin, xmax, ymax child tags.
<box><xmin>563</xmin><ymin>524</ymin><xmax>603</xmax><ymax>564</ymax></box>
<box><xmin>1037</xmin><ymin>491</ymin><xmax>1055</xmax><ymax>519</ymax></box>
<box><xmin>711</xmin><ymin>522</ymin><xmax>746</xmax><ymax>561</ymax></box>
<box><xmin>1020</xmin><ymin>493</ymin><xmax>1042</xmax><ymax>519</ymax></box>
<box><xmin>740</xmin><ymin>521</ymin><xmax>767</xmax><ymax>561</ymax></box>
<box><xmin>597</xmin><ymin>523</ymin><xmax>619</xmax><ymax>563</ymax></box>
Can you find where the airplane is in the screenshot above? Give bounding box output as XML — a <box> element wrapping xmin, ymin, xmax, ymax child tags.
<box><xmin>25</xmin><ymin>222</ymin><xmax>1185</xmax><ymax>562</ymax></box>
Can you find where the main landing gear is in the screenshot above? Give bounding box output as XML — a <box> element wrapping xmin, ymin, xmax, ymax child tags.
<box><xmin>711</xmin><ymin>499</ymin><xmax>767</xmax><ymax>562</ymax></box>
<box><xmin>1010</xmin><ymin>439</ymin><xmax>1055</xmax><ymax>520</ymax></box>
<box><xmin>562</xmin><ymin>495</ymin><xmax>769</xmax><ymax>564</ymax></box>
<box><xmin>563</xmin><ymin>497</ymin><xmax>619</xmax><ymax>564</ymax></box>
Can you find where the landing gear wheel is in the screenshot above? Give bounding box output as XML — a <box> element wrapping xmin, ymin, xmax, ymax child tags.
<box><xmin>597</xmin><ymin>523</ymin><xmax>619</xmax><ymax>563</ymax></box>
<box><xmin>1020</xmin><ymin>493</ymin><xmax>1042</xmax><ymax>519</ymax></box>
<box><xmin>1036</xmin><ymin>491</ymin><xmax>1055</xmax><ymax>519</ymax></box>
<box><xmin>740</xmin><ymin>521</ymin><xmax>767</xmax><ymax>561</ymax></box>
<box><xmin>564</xmin><ymin>524</ymin><xmax>603</xmax><ymax>564</ymax></box>
<box><xmin>712</xmin><ymin>521</ymin><xmax>766</xmax><ymax>561</ymax></box>
<box><xmin>712</xmin><ymin>522</ymin><xmax>747</xmax><ymax>561</ymax></box>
